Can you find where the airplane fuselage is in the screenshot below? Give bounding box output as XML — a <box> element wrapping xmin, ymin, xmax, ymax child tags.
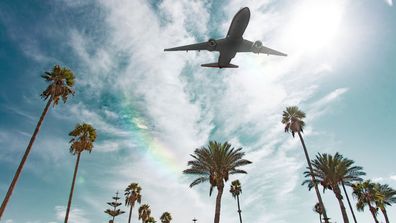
<box><xmin>217</xmin><ymin>7</ymin><xmax>250</xmax><ymax>67</ymax></box>
<box><xmin>227</xmin><ymin>7</ymin><xmax>250</xmax><ymax>40</ymax></box>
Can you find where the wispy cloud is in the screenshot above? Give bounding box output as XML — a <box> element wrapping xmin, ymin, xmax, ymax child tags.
<box><xmin>385</xmin><ymin>0</ymin><xmax>393</xmax><ymax>6</ymax></box>
<box><xmin>55</xmin><ymin>206</ymin><xmax>90</xmax><ymax>223</ymax></box>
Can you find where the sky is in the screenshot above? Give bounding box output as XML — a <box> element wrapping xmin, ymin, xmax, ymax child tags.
<box><xmin>0</xmin><ymin>0</ymin><xmax>395</xmax><ymax>223</ymax></box>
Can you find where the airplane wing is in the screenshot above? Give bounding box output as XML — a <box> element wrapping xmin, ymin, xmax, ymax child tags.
<box><xmin>259</xmin><ymin>46</ymin><xmax>287</xmax><ymax>56</ymax></box>
<box><xmin>239</xmin><ymin>39</ymin><xmax>287</xmax><ymax>56</ymax></box>
<box><xmin>164</xmin><ymin>39</ymin><xmax>220</xmax><ymax>52</ymax></box>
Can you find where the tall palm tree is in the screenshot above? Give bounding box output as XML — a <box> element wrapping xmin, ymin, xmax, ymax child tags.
<box><xmin>138</xmin><ymin>204</ymin><xmax>151</xmax><ymax>223</ymax></box>
<box><xmin>374</xmin><ymin>183</ymin><xmax>396</xmax><ymax>223</ymax></box>
<box><xmin>0</xmin><ymin>65</ymin><xmax>75</xmax><ymax>219</ymax></box>
<box><xmin>160</xmin><ymin>212</ymin><xmax>172</xmax><ymax>223</ymax></box>
<box><xmin>125</xmin><ymin>183</ymin><xmax>142</xmax><ymax>223</ymax></box>
<box><xmin>313</xmin><ymin>202</ymin><xmax>323</xmax><ymax>223</ymax></box>
<box><xmin>230</xmin><ymin>180</ymin><xmax>243</xmax><ymax>223</ymax></box>
<box><xmin>352</xmin><ymin>180</ymin><xmax>382</xmax><ymax>223</ymax></box>
<box><xmin>183</xmin><ymin>141</ymin><xmax>252</xmax><ymax>223</ymax></box>
<box><xmin>281</xmin><ymin>106</ymin><xmax>329</xmax><ymax>223</ymax></box>
<box><xmin>64</xmin><ymin>123</ymin><xmax>96</xmax><ymax>223</ymax></box>
<box><xmin>302</xmin><ymin>153</ymin><xmax>365</xmax><ymax>223</ymax></box>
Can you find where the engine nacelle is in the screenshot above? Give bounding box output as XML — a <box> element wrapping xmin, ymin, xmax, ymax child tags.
<box><xmin>252</xmin><ymin>40</ymin><xmax>263</xmax><ymax>54</ymax></box>
<box><xmin>208</xmin><ymin>39</ymin><xmax>217</xmax><ymax>51</ymax></box>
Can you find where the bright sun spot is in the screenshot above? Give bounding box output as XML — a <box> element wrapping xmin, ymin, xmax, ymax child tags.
<box><xmin>288</xmin><ymin>0</ymin><xmax>344</xmax><ymax>52</ymax></box>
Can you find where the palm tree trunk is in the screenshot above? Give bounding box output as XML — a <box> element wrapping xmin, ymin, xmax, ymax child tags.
<box><xmin>341</xmin><ymin>181</ymin><xmax>358</xmax><ymax>223</ymax></box>
<box><xmin>0</xmin><ymin>97</ymin><xmax>53</xmax><ymax>219</ymax></box>
<box><xmin>236</xmin><ymin>195</ymin><xmax>243</xmax><ymax>223</ymax></box>
<box><xmin>297</xmin><ymin>131</ymin><xmax>329</xmax><ymax>223</ymax></box>
<box><xmin>64</xmin><ymin>152</ymin><xmax>81</xmax><ymax>223</ymax></box>
<box><xmin>368</xmin><ymin>204</ymin><xmax>379</xmax><ymax>223</ymax></box>
<box><xmin>333</xmin><ymin>185</ymin><xmax>349</xmax><ymax>223</ymax></box>
<box><xmin>128</xmin><ymin>204</ymin><xmax>134</xmax><ymax>223</ymax></box>
<box><xmin>214</xmin><ymin>183</ymin><xmax>224</xmax><ymax>223</ymax></box>
<box><xmin>381</xmin><ymin>208</ymin><xmax>389</xmax><ymax>223</ymax></box>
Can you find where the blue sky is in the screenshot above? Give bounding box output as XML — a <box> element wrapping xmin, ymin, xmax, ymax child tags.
<box><xmin>0</xmin><ymin>0</ymin><xmax>395</xmax><ymax>222</ymax></box>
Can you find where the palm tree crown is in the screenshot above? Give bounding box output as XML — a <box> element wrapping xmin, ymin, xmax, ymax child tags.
<box><xmin>303</xmin><ymin>152</ymin><xmax>365</xmax><ymax>223</ymax></box>
<box><xmin>160</xmin><ymin>212</ymin><xmax>172</xmax><ymax>223</ymax></box>
<box><xmin>302</xmin><ymin>153</ymin><xmax>365</xmax><ymax>190</ymax></box>
<box><xmin>146</xmin><ymin>216</ymin><xmax>156</xmax><ymax>223</ymax></box>
<box><xmin>138</xmin><ymin>204</ymin><xmax>151</xmax><ymax>223</ymax></box>
<box><xmin>183</xmin><ymin>141</ymin><xmax>251</xmax><ymax>223</ymax></box>
<box><xmin>41</xmin><ymin>64</ymin><xmax>75</xmax><ymax>105</ymax></box>
<box><xmin>374</xmin><ymin>183</ymin><xmax>396</xmax><ymax>223</ymax></box>
<box><xmin>353</xmin><ymin>180</ymin><xmax>382</xmax><ymax>223</ymax></box>
<box><xmin>282</xmin><ymin>106</ymin><xmax>306</xmax><ymax>137</ymax></box>
<box><xmin>374</xmin><ymin>183</ymin><xmax>396</xmax><ymax>210</ymax></box>
<box><xmin>183</xmin><ymin>141</ymin><xmax>251</xmax><ymax>195</ymax></box>
<box><xmin>230</xmin><ymin>180</ymin><xmax>242</xmax><ymax>198</ymax></box>
<box><xmin>125</xmin><ymin>183</ymin><xmax>142</xmax><ymax>206</ymax></box>
<box><xmin>69</xmin><ymin>123</ymin><xmax>96</xmax><ymax>154</ymax></box>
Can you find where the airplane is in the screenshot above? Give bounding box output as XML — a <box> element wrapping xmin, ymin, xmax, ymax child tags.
<box><xmin>164</xmin><ymin>7</ymin><xmax>287</xmax><ymax>68</ymax></box>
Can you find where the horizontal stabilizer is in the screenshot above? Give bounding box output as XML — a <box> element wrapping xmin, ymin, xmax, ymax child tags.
<box><xmin>201</xmin><ymin>63</ymin><xmax>239</xmax><ymax>68</ymax></box>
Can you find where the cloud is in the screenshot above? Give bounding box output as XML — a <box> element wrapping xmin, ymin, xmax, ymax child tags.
<box><xmin>390</xmin><ymin>175</ymin><xmax>396</xmax><ymax>181</ymax></box>
<box><xmin>55</xmin><ymin>206</ymin><xmax>90</xmax><ymax>223</ymax></box>
<box><xmin>372</xmin><ymin>177</ymin><xmax>384</xmax><ymax>182</ymax></box>
<box><xmin>385</xmin><ymin>0</ymin><xmax>393</xmax><ymax>6</ymax></box>
<box><xmin>0</xmin><ymin>0</ymin><xmax>354</xmax><ymax>222</ymax></box>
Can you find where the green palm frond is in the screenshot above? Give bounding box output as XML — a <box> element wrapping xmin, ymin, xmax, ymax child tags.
<box><xmin>69</xmin><ymin>123</ymin><xmax>96</xmax><ymax>155</ymax></box>
<box><xmin>230</xmin><ymin>180</ymin><xmax>242</xmax><ymax>198</ymax></box>
<box><xmin>183</xmin><ymin>141</ymin><xmax>252</xmax><ymax>196</ymax></box>
<box><xmin>281</xmin><ymin>106</ymin><xmax>306</xmax><ymax>137</ymax></box>
<box><xmin>303</xmin><ymin>152</ymin><xmax>365</xmax><ymax>193</ymax></box>
<box><xmin>146</xmin><ymin>216</ymin><xmax>156</xmax><ymax>223</ymax></box>
<box><xmin>138</xmin><ymin>204</ymin><xmax>151</xmax><ymax>221</ymax></box>
<box><xmin>373</xmin><ymin>183</ymin><xmax>396</xmax><ymax>211</ymax></box>
<box><xmin>160</xmin><ymin>212</ymin><xmax>172</xmax><ymax>223</ymax></box>
<box><xmin>125</xmin><ymin>183</ymin><xmax>142</xmax><ymax>206</ymax></box>
<box><xmin>40</xmin><ymin>65</ymin><xmax>75</xmax><ymax>105</ymax></box>
<box><xmin>353</xmin><ymin>180</ymin><xmax>379</xmax><ymax>213</ymax></box>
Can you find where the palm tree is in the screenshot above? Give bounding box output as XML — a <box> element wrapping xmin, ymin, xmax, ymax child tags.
<box><xmin>230</xmin><ymin>180</ymin><xmax>243</xmax><ymax>223</ymax></box>
<box><xmin>160</xmin><ymin>212</ymin><xmax>172</xmax><ymax>223</ymax></box>
<box><xmin>64</xmin><ymin>123</ymin><xmax>96</xmax><ymax>223</ymax></box>
<box><xmin>146</xmin><ymin>216</ymin><xmax>156</xmax><ymax>223</ymax></box>
<box><xmin>138</xmin><ymin>204</ymin><xmax>151</xmax><ymax>223</ymax></box>
<box><xmin>125</xmin><ymin>183</ymin><xmax>142</xmax><ymax>223</ymax></box>
<box><xmin>302</xmin><ymin>153</ymin><xmax>365</xmax><ymax>223</ymax></box>
<box><xmin>374</xmin><ymin>183</ymin><xmax>396</xmax><ymax>223</ymax></box>
<box><xmin>281</xmin><ymin>106</ymin><xmax>329</xmax><ymax>223</ymax></box>
<box><xmin>183</xmin><ymin>141</ymin><xmax>252</xmax><ymax>223</ymax></box>
<box><xmin>0</xmin><ymin>65</ymin><xmax>75</xmax><ymax>219</ymax></box>
<box><xmin>352</xmin><ymin>180</ymin><xmax>381</xmax><ymax>223</ymax></box>
<box><xmin>313</xmin><ymin>202</ymin><xmax>323</xmax><ymax>223</ymax></box>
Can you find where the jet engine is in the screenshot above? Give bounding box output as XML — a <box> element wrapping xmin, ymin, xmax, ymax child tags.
<box><xmin>208</xmin><ymin>39</ymin><xmax>217</xmax><ymax>51</ymax></box>
<box><xmin>252</xmin><ymin>40</ymin><xmax>263</xmax><ymax>53</ymax></box>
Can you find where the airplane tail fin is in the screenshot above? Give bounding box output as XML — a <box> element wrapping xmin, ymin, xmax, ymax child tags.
<box><xmin>201</xmin><ymin>63</ymin><xmax>239</xmax><ymax>68</ymax></box>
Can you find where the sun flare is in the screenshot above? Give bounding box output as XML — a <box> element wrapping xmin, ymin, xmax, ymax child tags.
<box><xmin>288</xmin><ymin>0</ymin><xmax>344</xmax><ymax>52</ymax></box>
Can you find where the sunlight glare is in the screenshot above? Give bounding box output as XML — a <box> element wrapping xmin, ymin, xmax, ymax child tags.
<box><xmin>288</xmin><ymin>0</ymin><xmax>344</xmax><ymax>52</ymax></box>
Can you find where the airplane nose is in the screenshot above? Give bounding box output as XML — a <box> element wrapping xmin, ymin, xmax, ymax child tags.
<box><xmin>241</xmin><ymin>7</ymin><xmax>250</xmax><ymax>16</ymax></box>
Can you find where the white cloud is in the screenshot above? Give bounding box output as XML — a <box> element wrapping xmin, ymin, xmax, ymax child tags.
<box><xmin>390</xmin><ymin>175</ymin><xmax>396</xmax><ymax>181</ymax></box>
<box><xmin>372</xmin><ymin>177</ymin><xmax>384</xmax><ymax>182</ymax></box>
<box><xmin>385</xmin><ymin>0</ymin><xmax>393</xmax><ymax>6</ymax></box>
<box><xmin>7</xmin><ymin>0</ymin><xmax>352</xmax><ymax>222</ymax></box>
<box><xmin>55</xmin><ymin>206</ymin><xmax>90</xmax><ymax>223</ymax></box>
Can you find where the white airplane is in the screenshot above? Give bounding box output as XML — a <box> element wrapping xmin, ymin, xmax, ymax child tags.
<box><xmin>164</xmin><ymin>7</ymin><xmax>287</xmax><ymax>68</ymax></box>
